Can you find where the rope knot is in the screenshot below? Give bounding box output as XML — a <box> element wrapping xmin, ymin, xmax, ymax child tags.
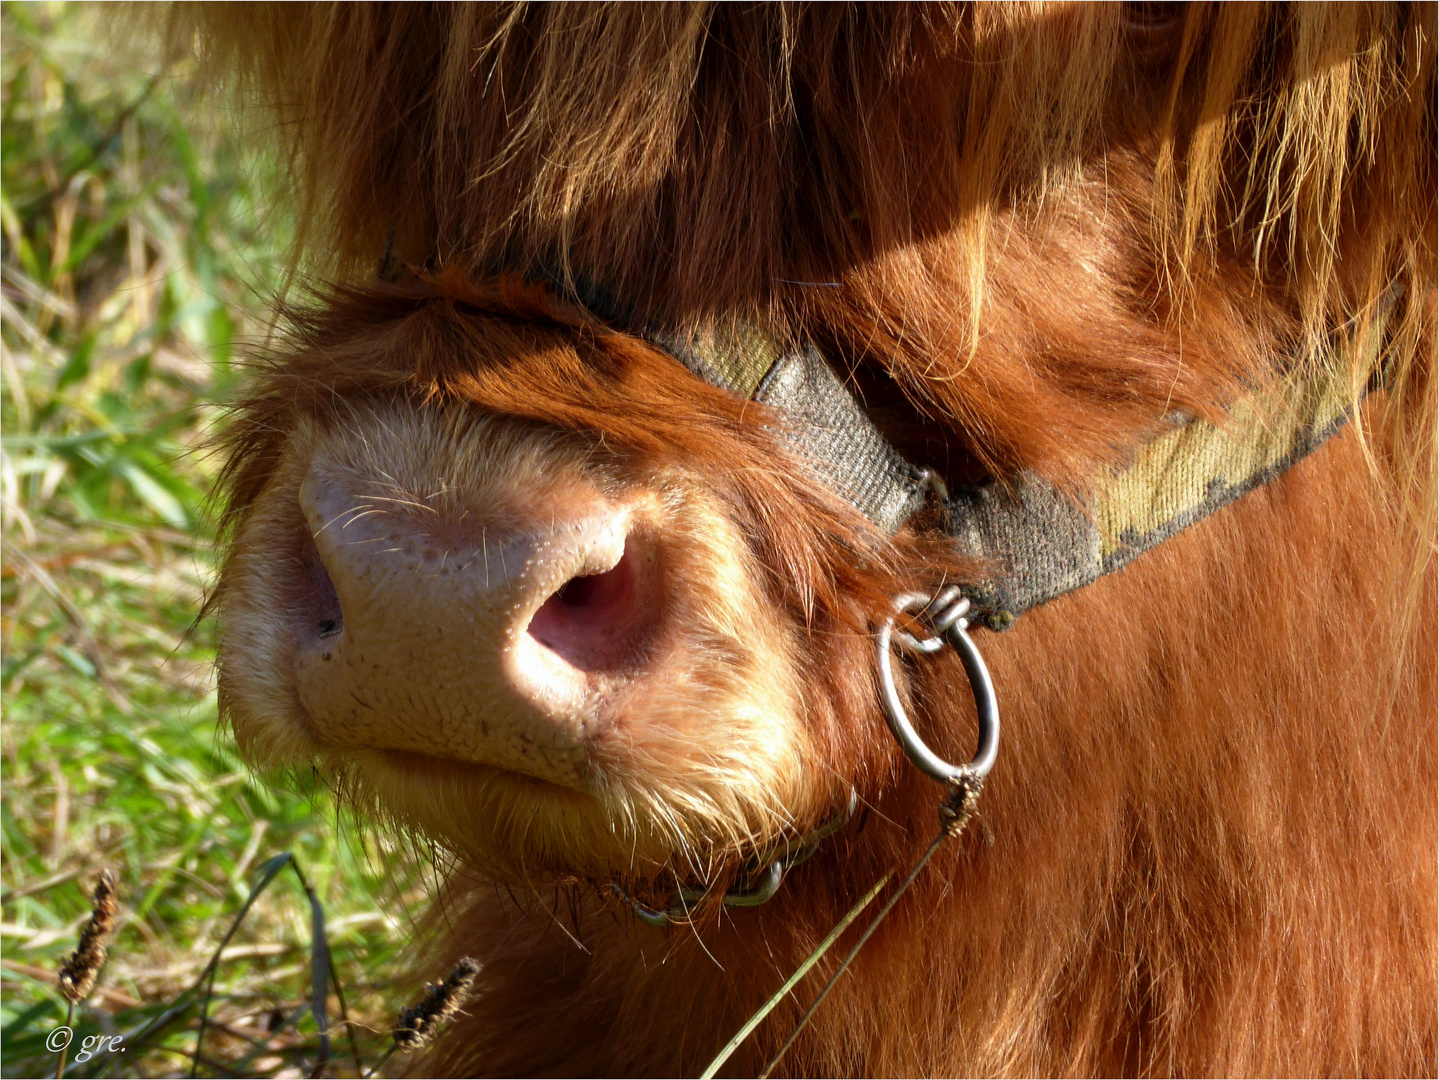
<box><xmin>939</xmin><ymin>774</ymin><xmax>983</xmax><ymax>838</ymax></box>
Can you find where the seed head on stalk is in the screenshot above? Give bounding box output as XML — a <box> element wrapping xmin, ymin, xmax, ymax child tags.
<box><xmin>365</xmin><ymin>957</ymin><xmax>483</xmax><ymax>1078</ymax></box>
<box><xmin>392</xmin><ymin>957</ymin><xmax>482</xmax><ymax>1053</ymax></box>
<box><xmin>57</xmin><ymin>869</ymin><xmax>117</xmax><ymax>1003</ymax></box>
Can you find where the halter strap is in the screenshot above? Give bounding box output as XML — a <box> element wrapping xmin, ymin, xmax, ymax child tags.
<box><xmin>559</xmin><ymin>278</ymin><xmax>1401</xmax><ymax>630</ymax></box>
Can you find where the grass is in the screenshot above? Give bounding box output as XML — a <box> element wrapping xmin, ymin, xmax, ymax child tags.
<box><xmin>1</xmin><ymin>4</ymin><xmax>433</xmax><ymax>1075</ymax></box>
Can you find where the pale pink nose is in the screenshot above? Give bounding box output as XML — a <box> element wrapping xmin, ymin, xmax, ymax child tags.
<box><xmin>289</xmin><ymin>457</ymin><xmax>661</xmax><ymax>788</ymax></box>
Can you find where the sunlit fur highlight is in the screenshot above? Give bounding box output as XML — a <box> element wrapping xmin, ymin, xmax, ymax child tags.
<box><xmin>176</xmin><ymin>4</ymin><xmax>1438</xmax><ymax>1076</ymax></box>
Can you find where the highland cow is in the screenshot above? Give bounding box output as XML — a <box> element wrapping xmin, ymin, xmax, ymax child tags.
<box><xmin>183</xmin><ymin>3</ymin><xmax>1434</xmax><ymax>1076</ymax></box>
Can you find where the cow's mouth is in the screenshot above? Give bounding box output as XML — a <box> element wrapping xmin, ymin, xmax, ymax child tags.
<box><xmin>368</xmin><ymin>748</ymin><xmax>581</xmax><ymax>790</ymax></box>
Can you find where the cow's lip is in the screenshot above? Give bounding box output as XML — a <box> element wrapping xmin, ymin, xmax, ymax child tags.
<box><xmin>291</xmin><ymin>675</ymin><xmax>609</xmax><ymax>793</ymax></box>
<box><xmin>361</xmin><ymin>747</ymin><xmax>597</xmax><ymax>797</ymax></box>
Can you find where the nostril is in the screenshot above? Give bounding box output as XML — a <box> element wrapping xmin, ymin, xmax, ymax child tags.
<box><xmin>557</xmin><ymin>563</ymin><xmax>628</xmax><ymax>610</ymax></box>
<box><xmin>297</xmin><ymin>530</ymin><xmax>344</xmax><ymax>645</ymax></box>
<box><xmin>526</xmin><ymin>537</ymin><xmax>652</xmax><ymax>672</ymax></box>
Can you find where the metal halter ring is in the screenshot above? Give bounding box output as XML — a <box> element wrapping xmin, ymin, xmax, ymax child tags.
<box><xmin>878</xmin><ymin>588</ymin><xmax>1000</xmax><ymax>785</ymax></box>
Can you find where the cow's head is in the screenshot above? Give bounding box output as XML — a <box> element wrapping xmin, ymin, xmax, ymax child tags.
<box><xmin>202</xmin><ymin>2</ymin><xmax>1429</xmax><ymax>909</ymax></box>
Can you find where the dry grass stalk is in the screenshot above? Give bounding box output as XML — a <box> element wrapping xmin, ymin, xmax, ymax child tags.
<box><xmin>56</xmin><ymin>869</ymin><xmax>117</xmax><ymax>1004</ymax></box>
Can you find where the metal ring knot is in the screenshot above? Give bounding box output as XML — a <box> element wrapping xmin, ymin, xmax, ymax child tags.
<box><xmin>878</xmin><ymin>590</ymin><xmax>1000</xmax><ymax>786</ymax></box>
<box><xmin>892</xmin><ymin>585</ymin><xmax>971</xmax><ymax>653</ymax></box>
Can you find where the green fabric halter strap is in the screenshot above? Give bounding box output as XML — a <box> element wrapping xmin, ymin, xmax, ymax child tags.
<box><xmin>649</xmin><ymin>323</ymin><xmax>927</xmax><ymax>532</ymax></box>
<box><xmin>945</xmin><ymin>343</ymin><xmax>1379</xmax><ymax>630</ymax></box>
<box><xmin>652</xmin><ymin>294</ymin><xmax>1397</xmax><ymax>630</ymax></box>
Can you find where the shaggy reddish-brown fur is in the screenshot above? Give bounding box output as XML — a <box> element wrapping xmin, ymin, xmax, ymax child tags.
<box><xmin>175</xmin><ymin>3</ymin><xmax>1435</xmax><ymax>1076</ymax></box>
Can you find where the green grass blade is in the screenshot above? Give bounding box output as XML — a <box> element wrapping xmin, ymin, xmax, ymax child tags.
<box><xmin>188</xmin><ymin>852</ymin><xmax>295</xmax><ymax>1078</ymax></box>
<box><xmin>122</xmin><ymin>853</ymin><xmax>293</xmax><ymax>1060</ymax></box>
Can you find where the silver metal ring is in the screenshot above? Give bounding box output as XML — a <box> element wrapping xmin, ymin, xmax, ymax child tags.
<box><xmin>892</xmin><ymin>585</ymin><xmax>968</xmax><ymax>653</ymax></box>
<box><xmin>712</xmin><ymin>859</ymin><xmax>784</xmax><ymax>908</ymax></box>
<box><xmin>628</xmin><ymin>786</ymin><xmax>860</xmax><ymax>923</ymax></box>
<box><xmin>878</xmin><ymin>591</ymin><xmax>1000</xmax><ymax>785</ymax></box>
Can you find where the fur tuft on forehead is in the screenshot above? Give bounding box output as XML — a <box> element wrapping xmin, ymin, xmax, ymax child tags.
<box><xmin>174</xmin><ymin>4</ymin><xmax>1430</xmax><ymax>365</ymax></box>
<box><xmin>176</xmin><ymin>3</ymin><xmax>1433</xmax><ymax>578</ymax></box>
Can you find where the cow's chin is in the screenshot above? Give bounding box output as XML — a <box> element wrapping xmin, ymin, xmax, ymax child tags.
<box><xmin>216</xmin><ymin>407</ymin><xmax>835</xmax><ymax>886</ymax></box>
<box><xmin>312</xmin><ymin>743</ymin><xmax>819</xmax><ymax>884</ymax></box>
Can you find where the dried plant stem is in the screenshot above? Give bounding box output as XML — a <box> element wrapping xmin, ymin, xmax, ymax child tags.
<box><xmin>364</xmin><ymin>1045</ymin><xmax>398</xmax><ymax>1080</ymax></box>
<box><xmin>756</xmin><ymin>831</ymin><xmax>947</xmax><ymax>1079</ymax></box>
<box><xmin>699</xmin><ymin>872</ymin><xmax>892</xmax><ymax>1080</ymax></box>
<box><xmin>330</xmin><ymin>961</ymin><xmax>364</xmax><ymax>1078</ymax></box>
<box><xmin>758</xmin><ymin>781</ymin><xmax>981</xmax><ymax>1080</ymax></box>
